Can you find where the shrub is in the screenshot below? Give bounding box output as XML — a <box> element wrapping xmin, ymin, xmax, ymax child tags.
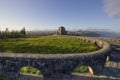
<box><xmin>73</xmin><ymin>66</ymin><xmax>88</xmax><ymax>73</ymax></box>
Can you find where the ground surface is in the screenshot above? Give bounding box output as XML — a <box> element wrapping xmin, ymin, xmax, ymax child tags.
<box><xmin>0</xmin><ymin>36</ymin><xmax>99</xmax><ymax>54</ymax></box>
<box><xmin>1</xmin><ymin>38</ymin><xmax>120</xmax><ymax>80</ymax></box>
<box><xmin>9</xmin><ymin>38</ymin><xmax>120</xmax><ymax>80</ymax></box>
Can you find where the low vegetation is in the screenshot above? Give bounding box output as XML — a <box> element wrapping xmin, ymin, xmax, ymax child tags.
<box><xmin>20</xmin><ymin>66</ymin><xmax>88</xmax><ymax>76</ymax></box>
<box><xmin>73</xmin><ymin>66</ymin><xmax>88</xmax><ymax>73</ymax></box>
<box><xmin>0</xmin><ymin>36</ymin><xmax>99</xmax><ymax>54</ymax></box>
<box><xmin>20</xmin><ymin>66</ymin><xmax>41</xmax><ymax>75</ymax></box>
<box><xmin>19</xmin><ymin>66</ymin><xmax>88</xmax><ymax>76</ymax></box>
<box><xmin>0</xmin><ymin>66</ymin><xmax>88</xmax><ymax>78</ymax></box>
<box><xmin>0</xmin><ymin>75</ymin><xmax>4</xmax><ymax>80</ymax></box>
<box><xmin>0</xmin><ymin>27</ymin><xmax>26</xmax><ymax>39</ymax></box>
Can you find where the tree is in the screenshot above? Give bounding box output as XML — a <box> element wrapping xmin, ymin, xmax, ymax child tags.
<box><xmin>0</xmin><ymin>29</ymin><xmax>2</xmax><ymax>39</ymax></box>
<box><xmin>5</xmin><ymin>28</ymin><xmax>9</xmax><ymax>34</ymax></box>
<box><xmin>21</xmin><ymin>27</ymin><xmax>26</xmax><ymax>36</ymax></box>
<box><xmin>0</xmin><ymin>27</ymin><xmax>26</xmax><ymax>39</ymax></box>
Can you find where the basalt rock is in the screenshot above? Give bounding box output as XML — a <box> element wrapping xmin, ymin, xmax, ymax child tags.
<box><xmin>0</xmin><ymin>36</ymin><xmax>111</xmax><ymax>78</ymax></box>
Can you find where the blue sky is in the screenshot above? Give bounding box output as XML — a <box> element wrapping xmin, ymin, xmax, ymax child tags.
<box><xmin>0</xmin><ymin>0</ymin><xmax>120</xmax><ymax>32</ymax></box>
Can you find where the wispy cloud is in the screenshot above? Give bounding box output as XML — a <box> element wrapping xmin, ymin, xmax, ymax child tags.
<box><xmin>104</xmin><ymin>0</ymin><xmax>120</xmax><ymax>18</ymax></box>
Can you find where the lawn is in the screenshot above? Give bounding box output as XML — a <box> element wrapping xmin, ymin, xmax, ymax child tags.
<box><xmin>0</xmin><ymin>36</ymin><xmax>100</xmax><ymax>75</ymax></box>
<box><xmin>0</xmin><ymin>36</ymin><xmax>100</xmax><ymax>54</ymax></box>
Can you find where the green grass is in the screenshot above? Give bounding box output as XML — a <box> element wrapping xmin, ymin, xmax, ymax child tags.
<box><xmin>20</xmin><ymin>66</ymin><xmax>89</xmax><ymax>76</ymax></box>
<box><xmin>73</xmin><ymin>66</ymin><xmax>88</xmax><ymax>73</ymax></box>
<box><xmin>20</xmin><ymin>66</ymin><xmax>41</xmax><ymax>75</ymax></box>
<box><xmin>0</xmin><ymin>75</ymin><xmax>4</xmax><ymax>80</ymax></box>
<box><xmin>0</xmin><ymin>36</ymin><xmax>100</xmax><ymax>54</ymax></box>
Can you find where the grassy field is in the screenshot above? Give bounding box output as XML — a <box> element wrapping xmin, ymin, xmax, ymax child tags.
<box><xmin>0</xmin><ymin>36</ymin><xmax>100</xmax><ymax>76</ymax></box>
<box><xmin>0</xmin><ymin>36</ymin><xmax>100</xmax><ymax>54</ymax></box>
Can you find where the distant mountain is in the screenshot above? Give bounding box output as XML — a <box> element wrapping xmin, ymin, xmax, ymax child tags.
<box><xmin>93</xmin><ymin>31</ymin><xmax>120</xmax><ymax>38</ymax></box>
<box><xmin>76</xmin><ymin>30</ymin><xmax>100</xmax><ymax>37</ymax></box>
<box><xmin>26</xmin><ymin>29</ymin><xmax>120</xmax><ymax>38</ymax></box>
<box><xmin>77</xmin><ymin>29</ymin><xmax>120</xmax><ymax>38</ymax></box>
<box><xmin>27</xmin><ymin>31</ymin><xmax>56</xmax><ymax>36</ymax></box>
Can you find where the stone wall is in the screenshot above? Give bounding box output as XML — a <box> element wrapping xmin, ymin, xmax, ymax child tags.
<box><xmin>0</xmin><ymin>36</ymin><xmax>111</xmax><ymax>78</ymax></box>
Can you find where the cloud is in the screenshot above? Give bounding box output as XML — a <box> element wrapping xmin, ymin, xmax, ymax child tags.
<box><xmin>104</xmin><ymin>0</ymin><xmax>120</xmax><ymax>18</ymax></box>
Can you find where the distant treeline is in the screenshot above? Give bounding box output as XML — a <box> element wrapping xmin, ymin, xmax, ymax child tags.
<box><xmin>27</xmin><ymin>30</ymin><xmax>100</xmax><ymax>37</ymax></box>
<box><xmin>0</xmin><ymin>27</ymin><xmax>26</xmax><ymax>39</ymax></box>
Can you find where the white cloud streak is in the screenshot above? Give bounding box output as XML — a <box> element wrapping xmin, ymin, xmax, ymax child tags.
<box><xmin>104</xmin><ymin>0</ymin><xmax>120</xmax><ymax>18</ymax></box>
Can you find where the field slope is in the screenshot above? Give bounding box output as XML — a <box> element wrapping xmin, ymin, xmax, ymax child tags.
<box><xmin>0</xmin><ymin>36</ymin><xmax>100</xmax><ymax>54</ymax></box>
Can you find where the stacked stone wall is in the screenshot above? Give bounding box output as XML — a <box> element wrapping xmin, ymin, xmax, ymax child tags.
<box><xmin>0</xmin><ymin>36</ymin><xmax>111</xmax><ymax>78</ymax></box>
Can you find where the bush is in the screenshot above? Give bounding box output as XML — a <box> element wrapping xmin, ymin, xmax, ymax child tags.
<box><xmin>20</xmin><ymin>66</ymin><xmax>41</xmax><ymax>75</ymax></box>
<box><xmin>73</xmin><ymin>66</ymin><xmax>88</xmax><ymax>73</ymax></box>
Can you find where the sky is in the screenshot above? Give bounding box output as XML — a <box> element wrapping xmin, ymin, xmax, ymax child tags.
<box><xmin>0</xmin><ymin>0</ymin><xmax>120</xmax><ymax>32</ymax></box>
